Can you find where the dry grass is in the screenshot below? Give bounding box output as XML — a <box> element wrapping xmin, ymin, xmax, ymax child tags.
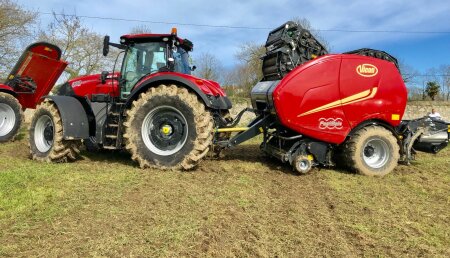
<box><xmin>0</xmin><ymin>129</ymin><xmax>449</xmax><ymax>257</ymax></box>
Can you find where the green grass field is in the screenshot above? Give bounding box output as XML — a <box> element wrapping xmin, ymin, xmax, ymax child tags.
<box><xmin>0</xmin><ymin>129</ymin><xmax>449</xmax><ymax>257</ymax></box>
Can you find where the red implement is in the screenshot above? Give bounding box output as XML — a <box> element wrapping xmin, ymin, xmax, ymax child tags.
<box><xmin>1</xmin><ymin>42</ymin><xmax>67</xmax><ymax>109</ymax></box>
<box><xmin>273</xmin><ymin>54</ymin><xmax>407</xmax><ymax>144</ymax></box>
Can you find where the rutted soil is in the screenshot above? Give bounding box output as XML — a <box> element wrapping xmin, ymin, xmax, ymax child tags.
<box><xmin>0</xmin><ymin>137</ymin><xmax>449</xmax><ymax>257</ymax></box>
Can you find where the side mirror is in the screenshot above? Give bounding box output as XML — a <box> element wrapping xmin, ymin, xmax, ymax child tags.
<box><xmin>100</xmin><ymin>71</ymin><xmax>109</xmax><ymax>84</ymax></box>
<box><xmin>103</xmin><ymin>35</ymin><xmax>110</xmax><ymax>57</ymax></box>
<box><xmin>191</xmin><ymin>65</ymin><xmax>197</xmax><ymax>71</ymax></box>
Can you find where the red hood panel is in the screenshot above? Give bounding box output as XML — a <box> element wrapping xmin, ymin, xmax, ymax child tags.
<box><xmin>69</xmin><ymin>72</ymin><xmax>120</xmax><ymax>98</ymax></box>
<box><xmin>67</xmin><ymin>71</ymin><xmax>225</xmax><ymax>99</ymax></box>
<box><xmin>7</xmin><ymin>42</ymin><xmax>67</xmax><ymax>109</ymax></box>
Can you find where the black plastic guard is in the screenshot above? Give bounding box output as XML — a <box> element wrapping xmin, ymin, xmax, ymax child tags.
<box><xmin>45</xmin><ymin>96</ymin><xmax>90</xmax><ymax>139</ymax></box>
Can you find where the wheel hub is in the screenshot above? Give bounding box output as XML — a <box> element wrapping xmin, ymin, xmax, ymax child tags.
<box><xmin>363</xmin><ymin>138</ymin><xmax>389</xmax><ymax>169</ymax></box>
<box><xmin>34</xmin><ymin>115</ymin><xmax>54</xmax><ymax>153</ymax></box>
<box><xmin>44</xmin><ymin>126</ymin><xmax>54</xmax><ymax>141</ymax></box>
<box><xmin>160</xmin><ymin>124</ymin><xmax>173</xmax><ymax>137</ymax></box>
<box><xmin>142</xmin><ymin>106</ymin><xmax>188</xmax><ymax>156</ymax></box>
<box><xmin>364</xmin><ymin>145</ymin><xmax>375</xmax><ymax>157</ymax></box>
<box><xmin>294</xmin><ymin>155</ymin><xmax>312</xmax><ymax>174</ymax></box>
<box><xmin>0</xmin><ymin>103</ymin><xmax>16</xmax><ymax>137</ymax></box>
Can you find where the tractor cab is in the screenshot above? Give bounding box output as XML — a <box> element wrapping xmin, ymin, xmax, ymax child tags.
<box><xmin>103</xmin><ymin>28</ymin><xmax>194</xmax><ymax>99</ymax></box>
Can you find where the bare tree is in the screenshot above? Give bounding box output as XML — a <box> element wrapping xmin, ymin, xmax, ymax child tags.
<box><xmin>39</xmin><ymin>13</ymin><xmax>115</xmax><ymax>79</ymax></box>
<box><xmin>194</xmin><ymin>52</ymin><xmax>223</xmax><ymax>82</ymax></box>
<box><xmin>130</xmin><ymin>24</ymin><xmax>152</xmax><ymax>34</ymax></box>
<box><xmin>398</xmin><ymin>60</ymin><xmax>418</xmax><ymax>84</ymax></box>
<box><xmin>0</xmin><ymin>0</ymin><xmax>37</xmax><ymax>76</ymax></box>
<box><xmin>437</xmin><ymin>65</ymin><xmax>450</xmax><ymax>100</ymax></box>
<box><xmin>234</xmin><ymin>42</ymin><xmax>265</xmax><ymax>95</ymax></box>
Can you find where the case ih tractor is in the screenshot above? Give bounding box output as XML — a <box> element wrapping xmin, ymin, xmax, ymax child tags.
<box><xmin>0</xmin><ymin>43</ymin><xmax>66</xmax><ymax>142</ymax></box>
<box><xmin>28</xmin><ymin>22</ymin><xmax>448</xmax><ymax>176</ymax></box>
<box><xmin>29</xmin><ymin>29</ymin><xmax>230</xmax><ymax>169</ymax></box>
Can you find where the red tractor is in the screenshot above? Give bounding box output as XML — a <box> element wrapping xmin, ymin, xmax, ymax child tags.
<box><xmin>29</xmin><ymin>29</ymin><xmax>230</xmax><ymax>169</ymax></box>
<box><xmin>28</xmin><ymin>22</ymin><xmax>446</xmax><ymax>176</ymax></box>
<box><xmin>0</xmin><ymin>43</ymin><xmax>67</xmax><ymax>142</ymax></box>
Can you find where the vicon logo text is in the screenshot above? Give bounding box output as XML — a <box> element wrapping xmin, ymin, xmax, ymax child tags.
<box><xmin>356</xmin><ymin>64</ymin><xmax>378</xmax><ymax>77</ymax></box>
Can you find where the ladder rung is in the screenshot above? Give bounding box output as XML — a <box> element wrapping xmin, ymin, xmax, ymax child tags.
<box><xmin>103</xmin><ymin>145</ymin><xmax>117</xmax><ymax>150</ymax></box>
<box><xmin>105</xmin><ymin>135</ymin><xmax>118</xmax><ymax>139</ymax></box>
<box><xmin>108</xmin><ymin>124</ymin><xmax>119</xmax><ymax>127</ymax></box>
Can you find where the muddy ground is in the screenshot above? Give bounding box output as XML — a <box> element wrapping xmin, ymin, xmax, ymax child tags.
<box><xmin>0</xmin><ymin>131</ymin><xmax>449</xmax><ymax>257</ymax></box>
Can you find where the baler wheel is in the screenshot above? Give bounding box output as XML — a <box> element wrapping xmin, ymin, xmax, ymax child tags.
<box><xmin>293</xmin><ymin>155</ymin><xmax>313</xmax><ymax>174</ymax></box>
<box><xmin>124</xmin><ymin>84</ymin><xmax>214</xmax><ymax>170</ymax></box>
<box><xmin>0</xmin><ymin>92</ymin><xmax>23</xmax><ymax>142</ymax></box>
<box><xmin>344</xmin><ymin>126</ymin><xmax>399</xmax><ymax>176</ymax></box>
<box><xmin>29</xmin><ymin>101</ymin><xmax>81</xmax><ymax>162</ymax></box>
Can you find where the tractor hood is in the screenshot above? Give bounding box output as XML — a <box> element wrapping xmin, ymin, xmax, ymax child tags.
<box><xmin>68</xmin><ymin>73</ymin><xmax>102</xmax><ymax>88</ymax></box>
<box><xmin>66</xmin><ymin>72</ymin><xmax>120</xmax><ymax>98</ymax></box>
<box><xmin>65</xmin><ymin>71</ymin><xmax>227</xmax><ymax>102</ymax></box>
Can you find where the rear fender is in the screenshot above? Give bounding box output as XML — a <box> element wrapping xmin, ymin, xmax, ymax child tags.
<box><xmin>347</xmin><ymin>119</ymin><xmax>397</xmax><ymax>138</ymax></box>
<box><xmin>0</xmin><ymin>84</ymin><xmax>17</xmax><ymax>97</ymax></box>
<box><xmin>44</xmin><ymin>96</ymin><xmax>93</xmax><ymax>139</ymax></box>
<box><xmin>126</xmin><ymin>75</ymin><xmax>232</xmax><ymax>110</ymax></box>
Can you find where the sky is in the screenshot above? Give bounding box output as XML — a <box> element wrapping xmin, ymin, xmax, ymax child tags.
<box><xmin>16</xmin><ymin>0</ymin><xmax>450</xmax><ymax>81</ymax></box>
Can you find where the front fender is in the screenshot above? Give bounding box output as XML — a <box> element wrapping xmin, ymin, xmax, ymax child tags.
<box><xmin>126</xmin><ymin>75</ymin><xmax>232</xmax><ymax>110</ymax></box>
<box><xmin>44</xmin><ymin>96</ymin><xmax>91</xmax><ymax>139</ymax></box>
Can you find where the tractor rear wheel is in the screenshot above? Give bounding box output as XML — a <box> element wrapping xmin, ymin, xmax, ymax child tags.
<box><xmin>124</xmin><ymin>84</ymin><xmax>213</xmax><ymax>170</ymax></box>
<box><xmin>29</xmin><ymin>101</ymin><xmax>81</xmax><ymax>162</ymax></box>
<box><xmin>344</xmin><ymin>126</ymin><xmax>399</xmax><ymax>176</ymax></box>
<box><xmin>0</xmin><ymin>92</ymin><xmax>23</xmax><ymax>142</ymax></box>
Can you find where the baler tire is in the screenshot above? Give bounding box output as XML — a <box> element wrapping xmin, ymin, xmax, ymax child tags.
<box><xmin>344</xmin><ymin>126</ymin><xmax>399</xmax><ymax>177</ymax></box>
<box><xmin>124</xmin><ymin>84</ymin><xmax>214</xmax><ymax>170</ymax></box>
<box><xmin>29</xmin><ymin>101</ymin><xmax>81</xmax><ymax>163</ymax></box>
<box><xmin>0</xmin><ymin>92</ymin><xmax>23</xmax><ymax>142</ymax></box>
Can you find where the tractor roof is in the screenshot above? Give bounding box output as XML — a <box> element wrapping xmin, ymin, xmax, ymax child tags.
<box><xmin>120</xmin><ymin>33</ymin><xmax>184</xmax><ymax>44</ymax></box>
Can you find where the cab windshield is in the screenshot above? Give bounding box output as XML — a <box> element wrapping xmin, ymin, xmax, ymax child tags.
<box><xmin>121</xmin><ymin>42</ymin><xmax>167</xmax><ymax>93</ymax></box>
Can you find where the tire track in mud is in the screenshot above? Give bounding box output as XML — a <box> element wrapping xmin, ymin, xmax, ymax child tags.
<box><xmin>193</xmin><ymin>145</ymin><xmax>364</xmax><ymax>256</ymax></box>
<box><xmin>266</xmin><ymin>170</ymin><xmax>361</xmax><ymax>256</ymax></box>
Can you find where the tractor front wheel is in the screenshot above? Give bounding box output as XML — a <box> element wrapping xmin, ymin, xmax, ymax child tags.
<box><xmin>29</xmin><ymin>101</ymin><xmax>80</xmax><ymax>162</ymax></box>
<box><xmin>344</xmin><ymin>126</ymin><xmax>399</xmax><ymax>176</ymax></box>
<box><xmin>0</xmin><ymin>92</ymin><xmax>23</xmax><ymax>142</ymax></box>
<box><xmin>124</xmin><ymin>84</ymin><xmax>213</xmax><ymax>170</ymax></box>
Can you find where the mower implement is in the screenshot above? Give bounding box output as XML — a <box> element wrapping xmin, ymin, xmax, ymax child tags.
<box><xmin>0</xmin><ymin>42</ymin><xmax>67</xmax><ymax>142</ymax></box>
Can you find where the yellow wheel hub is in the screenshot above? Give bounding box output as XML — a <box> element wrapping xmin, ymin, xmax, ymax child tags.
<box><xmin>161</xmin><ymin>124</ymin><xmax>173</xmax><ymax>135</ymax></box>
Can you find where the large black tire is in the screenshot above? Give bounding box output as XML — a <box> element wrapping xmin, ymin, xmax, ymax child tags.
<box><xmin>344</xmin><ymin>126</ymin><xmax>399</xmax><ymax>176</ymax></box>
<box><xmin>124</xmin><ymin>84</ymin><xmax>214</xmax><ymax>170</ymax></box>
<box><xmin>0</xmin><ymin>92</ymin><xmax>23</xmax><ymax>142</ymax></box>
<box><xmin>29</xmin><ymin>101</ymin><xmax>81</xmax><ymax>162</ymax></box>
